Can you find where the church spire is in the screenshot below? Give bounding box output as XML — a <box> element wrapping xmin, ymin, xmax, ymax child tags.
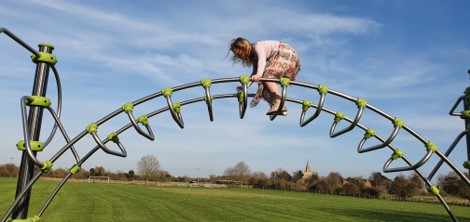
<box><xmin>305</xmin><ymin>160</ymin><xmax>312</xmax><ymax>173</ymax></box>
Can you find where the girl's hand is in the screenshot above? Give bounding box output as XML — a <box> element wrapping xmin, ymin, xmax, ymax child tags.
<box><xmin>236</xmin><ymin>81</ymin><xmax>253</xmax><ymax>92</ymax></box>
<box><xmin>251</xmin><ymin>74</ymin><xmax>261</xmax><ymax>82</ymax></box>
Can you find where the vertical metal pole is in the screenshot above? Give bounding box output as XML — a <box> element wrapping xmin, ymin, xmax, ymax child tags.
<box><xmin>467</xmin><ymin>69</ymin><xmax>470</xmax><ymax>176</ymax></box>
<box><xmin>12</xmin><ymin>44</ymin><xmax>53</xmax><ymax>219</ymax></box>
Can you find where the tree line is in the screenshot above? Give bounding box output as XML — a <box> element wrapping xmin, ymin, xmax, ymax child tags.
<box><xmin>0</xmin><ymin>157</ymin><xmax>468</xmax><ymax>201</ymax></box>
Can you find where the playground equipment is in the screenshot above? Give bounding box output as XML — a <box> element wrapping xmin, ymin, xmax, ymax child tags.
<box><xmin>1</xmin><ymin>27</ymin><xmax>469</xmax><ymax>222</ymax></box>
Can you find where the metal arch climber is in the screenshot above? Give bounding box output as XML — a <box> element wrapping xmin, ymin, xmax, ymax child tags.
<box><xmin>1</xmin><ymin>27</ymin><xmax>470</xmax><ymax>222</ymax></box>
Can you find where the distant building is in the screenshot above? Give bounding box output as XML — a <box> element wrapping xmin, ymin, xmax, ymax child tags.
<box><xmin>301</xmin><ymin>161</ymin><xmax>313</xmax><ymax>182</ymax></box>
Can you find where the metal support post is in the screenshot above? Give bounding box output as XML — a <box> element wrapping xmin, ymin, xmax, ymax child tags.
<box><xmin>467</xmin><ymin>69</ymin><xmax>470</xmax><ymax>176</ymax></box>
<box><xmin>11</xmin><ymin>44</ymin><xmax>54</xmax><ymax>219</ymax></box>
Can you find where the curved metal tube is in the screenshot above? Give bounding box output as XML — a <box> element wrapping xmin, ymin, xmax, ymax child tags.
<box><xmin>203</xmin><ymin>86</ymin><xmax>214</xmax><ymax>121</ymax></box>
<box><xmin>449</xmin><ymin>95</ymin><xmax>464</xmax><ymax>116</ymax></box>
<box><xmin>19</xmin><ymin>96</ymin><xmax>44</xmax><ymax>167</ymax></box>
<box><xmin>0</xmin><ymin>27</ymin><xmax>41</xmax><ymax>57</ymax></box>
<box><xmin>238</xmin><ymin>82</ymin><xmax>248</xmax><ymax>119</ymax></box>
<box><xmin>89</xmin><ymin>132</ymin><xmax>127</xmax><ymax>157</ymax></box>
<box><xmin>269</xmin><ymin>80</ymin><xmax>287</xmax><ymax>121</ymax></box>
<box><xmin>46</xmin><ymin>107</ymin><xmax>80</xmax><ymax>163</ymax></box>
<box><xmin>43</xmin><ymin>66</ymin><xmax>62</xmax><ymax>147</ymax></box>
<box><xmin>163</xmin><ymin>95</ymin><xmax>184</xmax><ymax>129</ymax></box>
<box><xmin>329</xmin><ymin>106</ymin><xmax>364</xmax><ymax>138</ymax></box>
<box><xmin>125</xmin><ymin>110</ymin><xmax>155</xmax><ymax>141</ymax></box>
<box><xmin>428</xmin><ymin>129</ymin><xmax>467</xmax><ymax>181</ymax></box>
<box><xmin>300</xmin><ymin>92</ymin><xmax>326</xmax><ymax>127</ymax></box>
<box><xmin>357</xmin><ymin>125</ymin><xmax>401</xmax><ymax>153</ymax></box>
<box><xmin>382</xmin><ymin>149</ymin><xmax>434</xmax><ymax>173</ymax></box>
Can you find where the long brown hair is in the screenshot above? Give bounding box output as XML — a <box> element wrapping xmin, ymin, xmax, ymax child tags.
<box><xmin>229</xmin><ymin>37</ymin><xmax>253</xmax><ymax>67</ymax></box>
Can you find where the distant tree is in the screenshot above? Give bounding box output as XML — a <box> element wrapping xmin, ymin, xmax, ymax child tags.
<box><xmin>389</xmin><ymin>175</ymin><xmax>419</xmax><ymax>199</ymax></box>
<box><xmin>369</xmin><ymin>172</ymin><xmax>392</xmax><ymax>193</ymax></box>
<box><xmin>250</xmin><ymin>171</ymin><xmax>270</xmax><ymax>188</ymax></box>
<box><xmin>325</xmin><ymin>172</ymin><xmax>343</xmax><ymax>194</ymax></box>
<box><xmin>0</xmin><ymin>163</ymin><xmax>19</xmax><ymax>177</ymax></box>
<box><xmin>137</xmin><ymin>155</ymin><xmax>160</xmax><ymax>184</ymax></box>
<box><xmin>127</xmin><ymin>170</ymin><xmax>135</xmax><ymax>181</ymax></box>
<box><xmin>224</xmin><ymin>161</ymin><xmax>251</xmax><ymax>183</ymax></box>
<box><xmin>94</xmin><ymin>166</ymin><xmax>106</xmax><ymax>176</ymax></box>
<box><xmin>439</xmin><ymin>172</ymin><xmax>470</xmax><ymax>200</ymax></box>
<box><xmin>89</xmin><ymin>168</ymin><xmax>95</xmax><ymax>176</ymax></box>
<box><xmin>343</xmin><ymin>182</ymin><xmax>360</xmax><ymax>196</ymax></box>
<box><xmin>292</xmin><ymin>170</ymin><xmax>304</xmax><ymax>182</ymax></box>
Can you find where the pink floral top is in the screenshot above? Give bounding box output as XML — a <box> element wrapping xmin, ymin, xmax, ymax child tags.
<box><xmin>251</xmin><ymin>40</ymin><xmax>280</xmax><ymax>76</ymax></box>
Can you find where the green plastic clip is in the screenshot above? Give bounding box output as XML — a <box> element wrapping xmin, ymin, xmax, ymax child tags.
<box><xmin>86</xmin><ymin>123</ymin><xmax>98</xmax><ymax>134</ymax></box>
<box><xmin>464</xmin><ymin>87</ymin><xmax>470</xmax><ymax>105</ymax></box>
<box><xmin>69</xmin><ymin>165</ymin><xmax>80</xmax><ymax>174</ymax></box>
<box><xmin>356</xmin><ymin>98</ymin><xmax>367</xmax><ymax>108</ymax></box>
<box><xmin>173</xmin><ymin>102</ymin><xmax>181</xmax><ymax>113</ymax></box>
<box><xmin>463</xmin><ymin>161</ymin><xmax>470</xmax><ymax>169</ymax></box>
<box><xmin>138</xmin><ymin>115</ymin><xmax>149</xmax><ymax>126</ymax></box>
<box><xmin>204</xmin><ymin>95</ymin><xmax>214</xmax><ymax>102</ymax></box>
<box><xmin>26</xmin><ymin>96</ymin><xmax>51</xmax><ymax>107</ymax></box>
<box><xmin>41</xmin><ymin>160</ymin><xmax>53</xmax><ymax>173</ymax></box>
<box><xmin>31</xmin><ymin>51</ymin><xmax>57</xmax><ymax>65</ymax></box>
<box><xmin>392</xmin><ymin>149</ymin><xmax>404</xmax><ymax>160</ymax></box>
<box><xmin>302</xmin><ymin>100</ymin><xmax>313</xmax><ymax>111</ymax></box>
<box><xmin>428</xmin><ymin>185</ymin><xmax>440</xmax><ymax>195</ymax></box>
<box><xmin>161</xmin><ymin>88</ymin><xmax>173</xmax><ymax>97</ymax></box>
<box><xmin>279</xmin><ymin>77</ymin><xmax>290</xmax><ymax>87</ymax></box>
<box><xmin>16</xmin><ymin>140</ymin><xmax>45</xmax><ymax>152</ymax></box>
<box><xmin>364</xmin><ymin>128</ymin><xmax>376</xmax><ymax>139</ymax></box>
<box><xmin>334</xmin><ymin>112</ymin><xmax>345</xmax><ymax>123</ymax></box>
<box><xmin>107</xmin><ymin>132</ymin><xmax>119</xmax><ymax>143</ymax></box>
<box><xmin>201</xmin><ymin>79</ymin><xmax>212</xmax><ymax>88</ymax></box>
<box><xmin>9</xmin><ymin>215</ymin><xmax>41</xmax><ymax>222</ymax></box>
<box><xmin>393</xmin><ymin>117</ymin><xmax>404</xmax><ymax>128</ymax></box>
<box><xmin>239</xmin><ymin>75</ymin><xmax>250</xmax><ymax>84</ymax></box>
<box><xmin>317</xmin><ymin>85</ymin><xmax>329</xmax><ymax>94</ymax></box>
<box><xmin>122</xmin><ymin>102</ymin><xmax>134</xmax><ymax>112</ymax></box>
<box><xmin>426</xmin><ymin>141</ymin><xmax>438</xmax><ymax>152</ymax></box>
<box><xmin>237</xmin><ymin>92</ymin><xmax>245</xmax><ymax>103</ymax></box>
<box><xmin>461</xmin><ymin>110</ymin><xmax>470</xmax><ymax>119</ymax></box>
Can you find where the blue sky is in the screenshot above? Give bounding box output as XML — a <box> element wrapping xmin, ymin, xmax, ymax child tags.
<box><xmin>0</xmin><ymin>0</ymin><xmax>469</xmax><ymax>179</ymax></box>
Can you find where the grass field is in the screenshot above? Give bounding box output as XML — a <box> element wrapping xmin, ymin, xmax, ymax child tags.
<box><xmin>1</xmin><ymin>178</ymin><xmax>469</xmax><ymax>222</ymax></box>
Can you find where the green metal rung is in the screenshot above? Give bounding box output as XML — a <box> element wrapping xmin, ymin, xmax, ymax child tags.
<box><xmin>8</xmin><ymin>215</ymin><xmax>41</xmax><ymax>222</ymax></box>
<box><xmin>201</xmin><ymin>79</ymin><xmax>212</xmax><ymax>88</ymax></box>
<box><xmin>302</xmin><ymin>100</ymin><xmax>313</xmax><ymax>111</ymax></box>
<box><xmin>138</xmin><ymin>115</ymin><xmax>149</xmax><ymax>126</ymax></box>
<box><xmin>428</xmin><ymin>185</ymin><xmax>440</xmax><ymax>195</ymax></box>
<box><xmin>31</xmin><ymin>51</ymin><xmax>57</xmax><ymax>65</ymax></box>
<box><xmin>69</xmin><ymin>165</ymin><xmax>80</xmax><ymax>174</ymax></box>
<box><xmin>161</xmin><ymin>88</ymin><xmax>173</xmax><ymax>96</ymax></box>
<box><xmin>239</xmin><ymin>75</ymin><xmax>250</xmax><ymax>84</ymax></box>
<box><xmin>279</xmin><ymin>77</ymin><xmax>290</xmax><ymax>87</ymax></box>
<box><xmin>122</xmin><ymin>102</ymin><xmax>134</xmax><ymax>112</ymax></box>
<box><xmin>16</xmin><ymin>140</ymin><xmax>45</xmax><ymax>152</ymax></box>
<box><xmin>393</xmin><ymin>117</ymin><xmax>404</xmax><ymax>128</ymax></box>
<box><xmin>334</xmin><ymin>112</ymin><xmax>345</xmax><ymax>123</ymax></box>
<box><xmin>356</xmin><ymin>98</ymin><xmax>367</xmax><ymax>108</ymax></box>
<box><xmin>364</xmin><ymin>128</ymin><xmax>376</xmax><ymax>139</ymax></box>
<box><xmin>460</xmin><ymin>110</ymin><xmax>470</xmax><ymax>119</ymax></box>
<box><xmin>391</xmin><ymin>149</ymin><xmax>404</xmax><ymax>160</ymax></box>
<box><xmin>41</xmin><ymin>160</ymin><xmax>53</xmax><ymax>173</ymax></box>
<box><xmin>86</xmin><ymin>123</ymin><xmax>98</xmax><ymax>134</ymax></box>
<box><xmin>317</xmin><ymin>85</ymin><xmax>328</xmax><ymax>94</ymax></box>
<box><xmin>426</xmin><ymin>141</ymin><xmax>438</xmax><ymax>152</ymax></box>
<box><xmin>107</xmin><ymin>132</ymin><xmax>119</xmax><ymax>143</ymax></box>
<box><xmin>463</xmin><ymin>161</ymin><xmax>470</xmax><ymax>169</ymax></box>
<box><xmin>26</xmin><ymin>96</ymin><xmax>51</xmax><ymax>107</ymax></box>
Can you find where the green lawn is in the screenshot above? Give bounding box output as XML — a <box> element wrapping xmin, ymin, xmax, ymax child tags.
<box><xmin>1</xmin><ymin>178</ymin><xmax>469</xmax><ymax>221</ymax></box>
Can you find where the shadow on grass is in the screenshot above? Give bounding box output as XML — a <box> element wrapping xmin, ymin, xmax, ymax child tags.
<box><xmin>316</xmin><ymin>206</ymin><xmax>470</xmax><ymax>222</ymax></box>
